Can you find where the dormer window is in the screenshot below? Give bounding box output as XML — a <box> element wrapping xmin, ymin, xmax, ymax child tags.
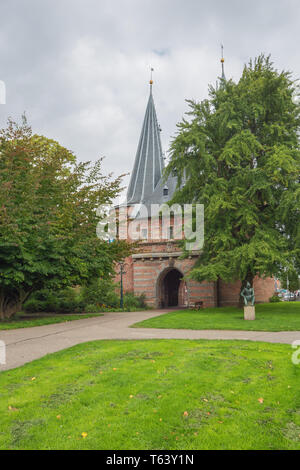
<box><xmin>163</xmin><ymin>187</ymin><xmax>168</xmax><ymax>196</ymax></box>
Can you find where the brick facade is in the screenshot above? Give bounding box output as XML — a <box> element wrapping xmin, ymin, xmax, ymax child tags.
<box><xmin>115</xmin><ymin>235</ymin><xmax>276</xmax><ymax>308</ymax></box>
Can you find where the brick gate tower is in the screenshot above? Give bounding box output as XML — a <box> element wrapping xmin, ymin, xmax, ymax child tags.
<box><xmin>115</xmin><ymin>75</ymin><xmax>275</xmax><ymax>308</ymax></box>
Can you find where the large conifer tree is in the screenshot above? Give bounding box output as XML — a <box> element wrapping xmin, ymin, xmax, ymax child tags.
<box><xmin>167</xmin><ymin>56</ymin><xmax>300</xmax><ymax>289</ymax></box>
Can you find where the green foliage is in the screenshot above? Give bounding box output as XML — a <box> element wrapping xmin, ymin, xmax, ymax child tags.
<box><xmin>23</xmin><ymin>288</ymin><xmax>84</xmax><ymax>313</ymax></box>
<box><xmin>23</xmin><ymin>281</ymin><xmax>147</xmax><ymax>313</ymax></box>
<box><xmin>84</xmin><ymin>304</ymin><xmax>103</xmax><ymax>313</ymax></box>
<box><xmin>81</xmin><ymin>279</ymin><xmax>119</xmax><ymax>308</ymax></box>
<box><xmin>269</xmin><ymin>295</ymin><xmax>281</xmax><ymax>303</ymax></box>
<box><xmin>167</xmin><ymin>55</ymin><xmax>300</xmax><ymax>287</ymax></box>
<box><xmin>81</xmin><ymin>279</ymin><xmax>147</xmax><ymax>311</ymax></box>
<box><xmin>123</xmin><ymin>292</ymin><xmax>147</xmax><ymax>310</ymax></box>
<box><xmin>0</xmin><ymin>117</ymin><xmax>130</xmax><ymax>319</ymax></box>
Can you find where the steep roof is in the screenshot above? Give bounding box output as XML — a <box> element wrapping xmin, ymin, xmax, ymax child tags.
<box><xmin>127</xmin><ymin>85</ymin><xmax>166</xmax><ymax>205</ymax></box>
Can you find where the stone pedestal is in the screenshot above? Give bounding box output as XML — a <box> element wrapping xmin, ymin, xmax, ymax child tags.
<box><xmin>244</xmin><ymin>305</ymin><xmax>255</xmax><ymax>321</ymax></box>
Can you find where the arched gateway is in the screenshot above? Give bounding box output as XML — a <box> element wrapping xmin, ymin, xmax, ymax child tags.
<box><xmin>157</xmin><ymin>268</ymin><xmax>184</xmax><ymax>308</ymax></box>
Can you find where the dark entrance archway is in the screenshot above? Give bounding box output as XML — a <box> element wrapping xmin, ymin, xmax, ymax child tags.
<box><xmin>157</xmin><ymin>268</ymin><xmax>183</xmax><ymax>308</ymax></box>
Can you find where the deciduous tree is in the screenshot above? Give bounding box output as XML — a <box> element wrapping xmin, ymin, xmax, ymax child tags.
<box><xmin>0</xmin><ymin>117</ymin><xmax>129</xmax><ymax>319</ymax></box>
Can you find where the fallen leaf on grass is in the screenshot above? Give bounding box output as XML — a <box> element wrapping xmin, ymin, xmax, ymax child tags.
<box><xmin>183</xmin><ymin>411</ymin><xmax>189</xmax><ymax>417</ymax></box>
<box><xmin>31</xmin><ymin>377</ymin><xmax>36</xmax><ymax>381</ymax></box>
<box><xmin>258</xmin><ymin>398</ymin><xmax>264</xmax><ymax>404</ymax></box>
<box><xmin>81</xmin><ymin>432</ymin><xmax>88</xmax><ymax>439</ymax></box>
<box><xmin>56</xmin><ymin>415</ymin><xmax>61</xmax><ymax>420</ymax></box>
<box><xmin>8</xmin><ymin>406</ymin><xmax>18</xmax><ymax>412</ymax></box>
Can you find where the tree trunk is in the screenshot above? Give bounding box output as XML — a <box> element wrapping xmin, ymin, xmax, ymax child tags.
<box><xmin>0</xmin><ymin>296</ymin><xmax>21</xmax><ymax>320</ymax></box>
<box><xmin>0</xmin><ymin>288</ymin><xmax>30</xmax><ymax>321</ymax></box>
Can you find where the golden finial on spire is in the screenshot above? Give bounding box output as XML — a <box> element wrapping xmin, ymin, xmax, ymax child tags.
<box><xmin>150</xmin><ymin>67</ymin><xmax>154</xmax><ymax>85</ymax></box>
<box><xmin>221</xmin><ymin>44</ymin><xmax>224</xmax><ymax>63</ymax></box>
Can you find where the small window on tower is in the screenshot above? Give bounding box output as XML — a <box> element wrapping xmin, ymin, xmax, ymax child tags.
<box><xmin>163</xmin><ymin>187</ymin><xmax>168</xmax><ymax>196</ymax></box>
<box><xmin>141</xmin><ymin>228</ymin><xmax>148</xmax><ymax>240</ymax></box>
<box><xmin>169</xmin><ymin>226</ymin><xmax>174</xmax><ymax>240</ymax></box>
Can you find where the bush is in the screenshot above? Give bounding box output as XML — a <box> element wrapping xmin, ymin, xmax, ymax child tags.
<box><xmin>24</xmin><ymin>288</ymin><xmax>84</xmax><ymax>313</ymax></box>
<box><xmin>23</xmin><ymin>281</ymin><xmax>149</xmax><ymax>314</ymax></box>
<box><xmin>23</xmin><ymin>298</ymin><xmax>45</xmax><ymax>313</ymax></box>
<box><xmin>84</xmin><ymin>304</ymin><xmax>102</xmax><ymax>313</ymax></box>
<box><xmin>269</xmin><ymin>294</ymin><xmax>281</xmax><ymax>303</ymax></box>
<box><xmin>80</xmin><ymin>279</ymin><xmax>119</xmax><ymax>308</ymax></box>
<box><xmin>123</xmin><ymin>292</ymin><xmax>147</xmax><ymax>310</ymax></box>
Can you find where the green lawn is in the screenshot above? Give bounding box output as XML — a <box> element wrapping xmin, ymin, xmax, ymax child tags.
<box><xmin>0</xmin><ymin>313</ymin><xmax>102</xmax><ymax>330</ymax></box>
<box><xmin>0</xmin><ymin>339</ymin><xmax>299</xmax><ymax>450</ymax></box>
<box><xmin>133</xmin><ymin>302</ymin><xmax>300</xmax><ymax>332</ymax></box>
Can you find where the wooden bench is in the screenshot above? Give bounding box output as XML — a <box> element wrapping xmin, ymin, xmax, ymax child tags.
<box><xmin>189</xmin><ymin>301</ymin><xmax>203</xmax><ymax>310</ymax></box>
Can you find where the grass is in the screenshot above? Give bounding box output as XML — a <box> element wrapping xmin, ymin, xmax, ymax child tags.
<box><xmin>132</xmin><ymin>302</ymin><xmax>300</xmax><ymax>332</ymax></box>
<box><xmin>0</xmin><ymin>339</ymin><xmax>299</xmax><ymax>450</ymax></box>
<box><xmin>0</xmin><ymin>313</ymin><xmax>102</xmax><ymax>330</ymax></box>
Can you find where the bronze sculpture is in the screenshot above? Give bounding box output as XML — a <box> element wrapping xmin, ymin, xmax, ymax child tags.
<box><xmin>241</xmin><ymin>282</ymin><xmax>255</xmax><ymax>306</ymax></box>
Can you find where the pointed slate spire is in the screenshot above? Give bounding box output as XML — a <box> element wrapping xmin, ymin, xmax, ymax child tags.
<box><xmin>127</xmin><ymin>79</ymin><xmax>164</xmax><ymax>204</ymax></box>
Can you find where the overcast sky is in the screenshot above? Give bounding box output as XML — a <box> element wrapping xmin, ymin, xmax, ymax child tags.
<box><xmin>1</xmin><ymin>0</ymin><xmax>300</xmax><ymax>199</ymax></box>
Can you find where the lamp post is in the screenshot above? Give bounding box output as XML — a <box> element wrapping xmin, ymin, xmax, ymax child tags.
<box><xmin>119</xmin><ymin>262</ymin><xmax>126</xmax><ymax>309</ymax></box>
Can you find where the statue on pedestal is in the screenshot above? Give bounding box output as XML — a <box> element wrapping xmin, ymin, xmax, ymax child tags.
<box><xmin>241</xmin><ymin>282</ymin><xmax>255</xmax><ymax>306</ymax></box>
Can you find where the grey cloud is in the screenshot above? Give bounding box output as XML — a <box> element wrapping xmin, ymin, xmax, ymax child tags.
<box><xmin>0</xmin><ymin>0</ymin><xmax>300</xmax><ymax>196</ymax></box>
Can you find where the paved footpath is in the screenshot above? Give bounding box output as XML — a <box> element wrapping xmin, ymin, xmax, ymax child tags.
<box><xmin>1</xmin><ymin>309</ymin><xmax>300</xmax><ymax>371</ymax></box>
